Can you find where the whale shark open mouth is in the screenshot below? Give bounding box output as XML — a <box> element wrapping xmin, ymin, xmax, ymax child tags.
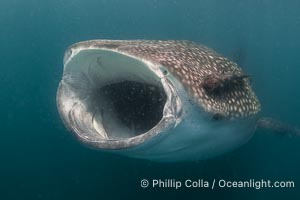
<box><xmin>57</xmin><ymin>48</ymin><xmax>182</xmax><ymax>149</ymax></box>
<box><xmin>94</xmin><ymin>80</ymin><xmax>167</xmax><ymax>138</ymax></box>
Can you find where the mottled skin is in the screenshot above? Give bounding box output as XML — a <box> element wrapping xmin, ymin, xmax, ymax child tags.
<box><xmin>68</xmin><ymin>40</ymin><xmax>261</xmax><ymax>119</ymax></box>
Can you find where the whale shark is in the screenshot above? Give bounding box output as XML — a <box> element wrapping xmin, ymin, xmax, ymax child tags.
<box><xmin>56</xmin><ymin>40</ymin><xmax>299</xmax><ymax>162</ymax></box>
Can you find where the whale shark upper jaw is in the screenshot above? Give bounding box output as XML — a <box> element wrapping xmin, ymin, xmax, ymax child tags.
<box><xmin>57</xmin><ymin>47</ymin><xmax>184</xmax><ymax>150</ymax></box>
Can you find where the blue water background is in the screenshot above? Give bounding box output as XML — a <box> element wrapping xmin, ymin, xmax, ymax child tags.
<box><xmin>0</xmin><ymin>0</ymin><xmax>300</xmax><ymax>199</ymax></box>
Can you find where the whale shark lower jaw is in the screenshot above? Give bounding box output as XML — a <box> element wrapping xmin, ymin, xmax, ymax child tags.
<box><xmin>57</xmin><ymin>40</ymin><xmax>258</xmax><ymax>162</ymax></box>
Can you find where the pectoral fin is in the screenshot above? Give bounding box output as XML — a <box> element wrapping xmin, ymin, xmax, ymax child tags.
<box><xmin>257</xmin><ymin>117</ymin><xmax>300</xmax><ymax>137</ymax></box>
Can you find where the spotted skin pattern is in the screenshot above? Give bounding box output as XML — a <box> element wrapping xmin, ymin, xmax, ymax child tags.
<box><xmin>68</xmin><ymin>40</ymin><xmax>261</xmax><ymax>119</ymax></box>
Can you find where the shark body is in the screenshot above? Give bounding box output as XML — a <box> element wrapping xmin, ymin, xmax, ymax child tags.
<box><xmin>56</xmin><ymin>40</ymin><xmax>297</xmax><ymax>162</ymax></box>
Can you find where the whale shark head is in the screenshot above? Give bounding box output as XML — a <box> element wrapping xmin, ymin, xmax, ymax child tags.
<box><xmin>57</xmin><ymin>40</ymin><xmax>261</xmax><ymax>162</ymax></box>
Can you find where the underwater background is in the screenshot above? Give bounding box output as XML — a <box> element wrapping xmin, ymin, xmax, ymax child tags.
<box><xmin>1</xmin><ymin>0</ymin><xmax>300</xmax><ymax>199</ymax></box>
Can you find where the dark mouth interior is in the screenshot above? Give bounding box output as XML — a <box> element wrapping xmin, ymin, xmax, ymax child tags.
<box><xmin>94</xmin><ymin>80</ymin><xmax>167</xmax><ymax>139</ymax></box>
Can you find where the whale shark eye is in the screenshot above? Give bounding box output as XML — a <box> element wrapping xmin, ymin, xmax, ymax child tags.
<box><xmin>202</xmin><ymin>73</ymin><xmax>249</xmax><ymax>96</ymax></box>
